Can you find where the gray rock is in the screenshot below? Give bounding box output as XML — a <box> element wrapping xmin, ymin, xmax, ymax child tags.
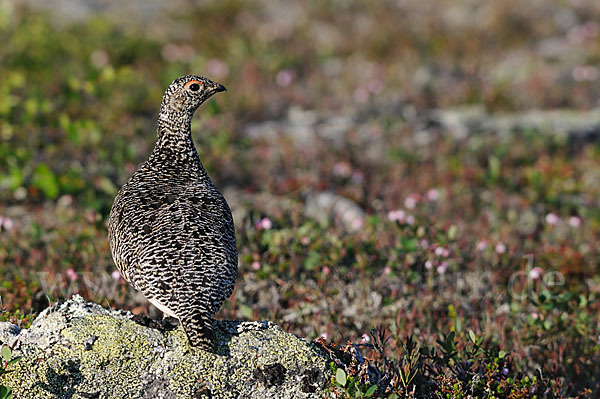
<box><xmin>12</xmin><ymin>0</ymin><xmax>189</xmax><ymax>24</ymax></box>
<box><xmin>432</xmin><ymin>107</ymin><xmax>600</xmax><ymax>142</ymax></box>
<box><xmin>243</xmin><ymin>107</ymin><xmax>319</xmax><ymax>147</ymax></box>
<box><xmin>0</xmin><ymin>295</ymin><xmax>330</xmax><ymax>398</ymax></box>
<box><xmin>222</xmin><ymin>188</ymin><xmax>303</xmax><ymax>228</ymax></box>
<box><xmin>305</xmin><ymin>191</ymin><xmax>365</xmax><ymax>232</ymax></box>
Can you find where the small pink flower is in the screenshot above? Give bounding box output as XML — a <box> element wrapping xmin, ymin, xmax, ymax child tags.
<box><xmin>568</xmin><ymin>216</ymin><xmax>581</xmax><ymax>228</ymax></box>
<box><xmin>476</xmin><ymin>240</ymin><xmax>488</xmax><ymax>251</ymax></box>
<box><xmin>300</xmin><ymin>236</ymin><xmax>310</xmax><ymax>245</ymax></box>
<box><xmin>383</xmin><ymin>266</ymin><xmax>392</xmax><ymax>275</ymax></box>
<box><xmin>424</xmin><ymin>260</ymin><xmax>433</xmax><ymax>270</ymax></box>
<box><xmin>529</xmin><ymin>267</ymin><xmax>544</xmax><ymax>280</ymax></box>
<box><xmin>351</xmin><ymin>218</ymin><xmax>364</xmax><ymax>230</ymax></box>
<box><xmin>367</xmin><ymin>79</ymin><xmax>383</xmax><ymax>94</ymax></box>
<box><xmin>58</xmin><ymin>195</ymin><xmax>73</xmax><ymax>207</ymax></box>
<box><xmin>276</xmin><ymin>69</ymin><xmax>295</xmax><ymax>87</ymax></box>
<box><xmin>353</xmin><ymin>87</ymin><xmax>370</xmax><ymax>103</ymax></box>
<box><xmin>205</xmin><ymin>58</ymin><xmax>229</xmax><ymax>78</ymax></box>
<box><xmin>531</xmin><ymin>312</ymin><xmax>539</xmax><ymax>320</ymax></box>
<box><xmin>437</xmin><ymin>261</ymin><xmax>448</xmax><ymax>274</ymax></box>
<box><xmin>435</xmin><ymin>247</ymin><xmax>449</xmax><ymax>257</ymax></box>
<box><xmin>323</xmin><ymin>266</ymin><xmax>331</xmax><ymax>275</ymax></box>
<box><xmin>256</xmin><ymin>217</ymin><xmax>272</xmax><ymax>230</ymax></box>
<box><xmin>111</xmin><ymin>270</ymin><xmax>122</xmax><ymax>281</ymax></box>
<box><xmin>387</xmin><ymin>209</ymin><xmax>405</xmax><ymax>222</ymax></box>
<box><xmin>573</xmin><ymin>66</ymin><xmax>600</xmax><ymax>83</ymax></box>
<box><xmin>161</xmin><ymin>43</ymin><xmax>194</xmax><ymax>62</ymax></box>
<box><xmin>251</xmin><ymin>261</ymin><xmax>261</xmax><ymax>270</ymax></box>
<box><xmin>320</xmin><ymin>332</ymin><xmax>329</xmax><ymax>341</ymax></box>
<box><xmin>545</xmin><ymin>213</ymin><xmax>560</xmax><ymax>225</ymax></box>
<box><xmin>495</xmin><ymin>242</ymin><xmax>507</xmax><ymax>254</ymax></box>
<box><xmin>66</xmin><ymin>268</ymin><xmax>78</xmax><ymax>282</ymax></box>
<box><xmin>351</xmin><ymin>171</ymin><xmax>364</xmax><ymax>183</ymax></box>
<box><xmin>435</xmin><ymin>247</ymin><xmax>450</xmax><ymax>258</ymax></box>
<box><xmin>161</xmin><ymin>43</ymin><xmax>179</xmax><ymax>61</ymax></box>
<box><xmin>361</xmin><ymin>333</ymin><xmax>371</xmax><ymax>343</ymax></box>
<box><xmin>405</xmin><ymin>215</ymin><xmax>415</xmax><ymax>225</ymax></box>
<box><xmin>426</xmin><ymin>189</ymin><xmax>439</xmax><ymax>201</ymax></box>
<box><xmin>404</xmin><ymin>194</ymin><xmax>420</xmax><ymax>210</ymax></box>
<box><xmin>567</xmin><ymin>21</ymin><xmax>599</xmax><ymax>43</ymax></box>
<box><xmin>125</xmin><ymin>163</ymin><xmax>136</xmax><ymax>174</ymax></box>
<box><xmin>419</xmin><ymin>239</ymin><xmax>429</xmax><ymax>249</ymax></box>
<box><xmin>0</xmin><ymin>216</ymin><xmax>13</xmax><ymax>230</ymax></box>
<box><xmin>332</xmin><ymin>162</ymin><xmax>352</xmax><ymax>177</ymax></box>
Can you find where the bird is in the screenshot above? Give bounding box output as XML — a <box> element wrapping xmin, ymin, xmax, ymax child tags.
<box><xmin>107</xmin><ymin>75</ymin><xmax>237</xmax><ymax>350</ymax></box>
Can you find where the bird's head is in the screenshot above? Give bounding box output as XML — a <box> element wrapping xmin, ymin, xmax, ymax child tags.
<box><xmin>159</xmin><ymin>75</ymin><xmax>226</xmax><ymax>119</ymax></box>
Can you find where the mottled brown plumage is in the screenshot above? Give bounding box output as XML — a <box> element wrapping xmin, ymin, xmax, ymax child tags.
<box><xmin>108</xmin><ymin>75</ymin><xmax>237</xmax><ymax>350</ymax></box>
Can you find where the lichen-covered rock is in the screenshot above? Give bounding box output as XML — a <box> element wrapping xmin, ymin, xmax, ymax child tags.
<box><xmin>0</xmin><ymin>295</ymin><xmax>330</xmax><ymax>398</ymax></box>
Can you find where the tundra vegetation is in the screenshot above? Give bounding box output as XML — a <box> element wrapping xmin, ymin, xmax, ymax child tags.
<box><xmin>0</xmin><ymin>1</ymin><xmax>598</xmax><ymax>397</ymax></box>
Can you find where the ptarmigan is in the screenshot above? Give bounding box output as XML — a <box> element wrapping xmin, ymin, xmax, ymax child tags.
<box><xmin>108</xmin><ymin>75</ymin><xmax>237</xmax><ymax>350</ymax></box>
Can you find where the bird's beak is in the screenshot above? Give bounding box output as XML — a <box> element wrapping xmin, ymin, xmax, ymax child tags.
<box><xmin>212</xmin><ymin>83</ymin><xmax>227</xmax><ymax>93</ymax></box>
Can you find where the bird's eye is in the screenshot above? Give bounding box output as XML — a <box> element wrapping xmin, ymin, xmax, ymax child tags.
<box><xmin>189</xmin><ymin>83</ymin><xmax>200</xmax><ymax>92</ymax></box>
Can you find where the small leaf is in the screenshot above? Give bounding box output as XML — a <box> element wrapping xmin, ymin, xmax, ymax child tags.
<box><xmin>95</xmin><ymin>176</ymin><xmax>117</xmax><ymax>195</ymax></box>
<box><xmin>448</xmin><ymin>330</ymin><xmax>455</xmax><ymax>342</ymax></box>
<box><xmin>488</xmin><ymin>155</ymin><xmax>501</xmax><ymax>179</ymax></box>
<box><xmin>32</xmin><ymin>163</ymin><xmax>60</xmax><ymax>199</ymax></box>
<box><xmin>239</xmin><ymin>305</ymin><xmax>253</xmax><ymax>320</ymax></box>
<box><xmin>304</xmin><ymin>251</ymin><xmax>321</xmax><ymax>271</ymax></box>
<box><xmin>335</xmin><ymin>368</ymin><xmax>347</xmax><ymax>386</ymax></box>
<box><xmin>0</xmin><ymin>385</ymin><xmax>10</xmax><ymax>399</ymax></box>
<box><xmin>447</xmin><ymin>225</ymin><xmax>458</xmax><ymax>240</ymax></box>
<box><xmin>6</xmin><ymin>356</ymin><xmax>21</xmax><ymax>366</ymax></box>
<box><xmin>365</xmin><ymin>385</ymin><xmax>378</xmax><ymax>397</ymax></box>
<box><xmin>468</xmin><ymin>330</ymin><xmax>476</xmax><ymax>344</ymax></box>
<box><xmin>498</xmin><ymin>350</ymin><xmax>507</xmax><ymax>359</ymax></box>
<box><xmin>1</xmin><ymin>346</ymin><xmax>11</xmax><ymax>363</ymax></box>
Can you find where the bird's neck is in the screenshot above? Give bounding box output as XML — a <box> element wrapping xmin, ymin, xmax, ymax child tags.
<box><xmin>157</xmin><ymin>104</ymin><xmax>193</xmax><ymax>131</ymax></box>
<box><xmin>148</xmin><ymin>111</ymin><xmax>204</xmax><ymax>173</ymax></box>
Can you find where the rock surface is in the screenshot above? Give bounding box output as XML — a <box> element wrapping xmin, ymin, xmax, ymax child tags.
<box><xmin>431</xmin><ymin>106</ymin><xmax>600</xmax><ymax>142</ymax></box>
<box><xmin>305</xmin><ymin>192</ymin><xmax>365</xmax><ymax>232</ymax></box>
<box><xmin>0</xmin><ymin>295</ymin><xmax>330</xmax><ymax>398</ymax></box>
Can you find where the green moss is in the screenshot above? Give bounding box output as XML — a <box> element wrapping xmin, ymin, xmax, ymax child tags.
<box><xmin>0</xmin><ymin>297</ymin><xmax>330</xmax><ymax>398</ymax></box>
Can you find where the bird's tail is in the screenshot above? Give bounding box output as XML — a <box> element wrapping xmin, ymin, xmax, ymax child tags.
<box><xmin>180</xmin><ymin>311</ymin><xmax>215</xmax><ymax>351</ymax></box>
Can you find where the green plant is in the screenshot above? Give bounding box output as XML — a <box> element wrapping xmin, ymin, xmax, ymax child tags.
<box><xmin>318</xmin><ymin>325</ymin><xmax>595</xmax><ymax>398</ymax></box>
<box><xmin>0</xmin><ymin>343</ymin><xmax>21</xmax><ymax>399</ymax></box>
<box><xmin>329</xmin><ymin>365</ymin><xmax>379</xmax><ymax>398</ymax></box>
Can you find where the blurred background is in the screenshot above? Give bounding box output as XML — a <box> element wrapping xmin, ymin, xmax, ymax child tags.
<box><xmin>0</xmin><ymin>0</ymin><xmax>599</xmax><ymax>396</ymax></box>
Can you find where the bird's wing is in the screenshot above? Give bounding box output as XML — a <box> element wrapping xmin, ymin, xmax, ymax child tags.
<box><xmin>129</xmin><ymin>180</ymin><xmax>237</xmax><ymax>318</ymax></box>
